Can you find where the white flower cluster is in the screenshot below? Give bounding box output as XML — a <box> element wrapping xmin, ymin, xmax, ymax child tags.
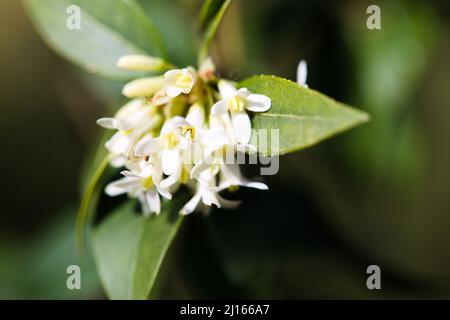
<box><xmin>96</xmin><ymin>55</ymin><xmax>272</xmax><ymax>215</ymax></box>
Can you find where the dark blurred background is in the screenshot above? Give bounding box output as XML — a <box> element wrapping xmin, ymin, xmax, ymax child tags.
<box><xmin>0</xmin><ymin>0</ymin><xmax>449</xmax><ymax>299</ymax></box>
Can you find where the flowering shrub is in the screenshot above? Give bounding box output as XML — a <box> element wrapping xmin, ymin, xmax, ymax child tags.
<box><xmin>25</xmin><ymin>0</ymin><xmax>369</xmax><ymax>299</ymax></box>
<box><xmin>99</xmin><ymin>58</ymin><xmax>271</xmax><ymax>216</ymax></box>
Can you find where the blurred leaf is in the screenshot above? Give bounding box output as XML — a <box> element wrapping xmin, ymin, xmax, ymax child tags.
<box><xmin>138</xmin><ymin>0</ymin><xmax>197</xmax><ymax>67</ymax></box>
<box><xmin>198</xmin><ymin>0</ymin><xmax>233</xmax><ymax>64</ymax></box>
<box><xmin>240</xmin><ymin>76</ymin><xmax>369</xmax><ymax>156</ymax></box>
<box><xmin>92</xmin><ymin>193</ymin><xmax>188</xmax><ymax>299</ymax></box>
<box><xmin>341</xmin><ymin>1</ymin><xmax>438</xmax><ymax>186</ymax></box>
<box><xmin>0</xmin><ymin>206</ymin><xmax>101</xmax><ymax>299</ymax></box>
<box><xmin>23</xmin><ymin>0</ymin><xmax>167</xmax><ymax>79</ymax></box>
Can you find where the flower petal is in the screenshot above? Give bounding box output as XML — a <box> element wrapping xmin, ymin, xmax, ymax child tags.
<box><xmin>160</xmin><ymin>116</ymin><xmax>188</xmax><ymax>135</ymax></box>
<box><xmin>297</xmin><ymin>59</ymin><xmax>308</xmax><ymax>87</ymax></box>
<box><xmin>160</xmin><ymin>166</ymin><xmax>182</xmax><ymax>189</ymax></box>
<box><xmin>186</xmin><ymin>103</ymin><xmax>205</xmax><ymax>128</ymax></box>
<box><xmin>110</xmin><ymin>155</ymin><xmax>127</xmax><ymax>168</ymax></box>
<box><xmin>216</xmin><ymin>194</ymin><xmax>241</xmax><ymax>209</ymax></box>
<box><xmin>96</xmin><ymin>117</ymin><xmax>116</xmax><ymax>129</ymax></box>
<box><xmin>202</xmin><ymin>129</ymin><xmax>227</xmax><ymax>150</ymax></box>
<box><xmin>115</xmin><ymin>98</ymin><xmax>145</xmax><ymax>118</ymax></box>
<box><xmin>96</xmin><ymin>116</ymin><xmax>133</xmax><ymax>131</ymax></box>
<box><xmin>165</xmin><ymin>84</ymin><xmax>183</xmax><ymax>98</ymax></box>
<box><xmin>236</xmin><ymin>87</ymin><xmax>251</xmax><ymax>97</ymax></box>
<box><xmin>231</xmin><ymin>111</ymin><xmax>251</xmax><ymax>144</ymax></box>
<box><xmin>105</xmin><ymin>132</ymin><xmax>129</xmax><ymax>155</ymax></box>
<box><xmin>105</xmin><ymin>184</ymin><xmax>127</xmax><ymax>197</ymax></box>
<box><xmin>161</xmin><ymin>148</ymin><xmax>180</xmax><ymax>176</ymax></box>
<box><xmin>105</xmin><ymin>177</ymin><xmax>139</xmax><ymax>196</ymax></box>
<box><xmin>179</xmin><ymin>191</ymin><xmax>202</xmax><ymax>215</ymax></box>
<box><xmin>134</xmin><ymin>135</ymin><xmax>160</xmax><ymax>157</ymax></box>
<box><xmin>201</xmin><ymin>189</ymin><xmax>220</xmax><ymax>208</ymax></box>
<box><xmin>156</xmin><ymin>185</ymin><xmax>172</xmax><ymax>200</ymax></box>
<box><xmin>245</xmin><ymin>181</ymin><xmax>269</xmax><ymax>190</ymax></box>
<box><xmin>164</xmin><ymin>69</ymin><xmax>182</xmax><ymax>83</ymax></box>
<box><xmin>138</xmin><ymin>193</ymin><xmax>150</xmax><ymax>215</ymax></box>
<box><xmin>211</xmin><ymin>100</ymin><xmax>228</xmax><ymax>116</ymax></box>
<box><xmin>218</xmin><ymin>80</ymin><xmax>237</xmax><ymax>99</ymax></box>
<box><xmin>190</xmin><ymin>157</ymin><xmax>211</xmax><ymax>179</ymax></box>
<box><xmin>145</xmin><ymin>189</ymin><xmax>161</xmax><ymax>215</ymax></box>
<box><xmin>246</xmin><ymin>94</ymin><xmax>271</xmax><ymax>112</ymax></box>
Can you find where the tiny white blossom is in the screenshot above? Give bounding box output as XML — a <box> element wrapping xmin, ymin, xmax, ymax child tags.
<box><xmin>180</xmin><ymin>168</ymin><xmax>240</xmax><ymax>215</ymax></box>
<box><xmin>134</xmin><ymin>107</ymin><xmax>226</xmax><ymax>190</ymax></box>
<box><xmin>105</xmin><ymin>158</ymin><xmax>171</xmax><ymax>215</ymax></box>
<box><xmin>96</xmin><ymin>56</ymin><xmax>273</xmax><ymax>216</ymax></box>
<box><xmin>97</xmin><ymin>99</ymin><xmax>160</xmax><ymax>167</ymax></box>
<box><xmin>163</xmin><ymin>67</ymin><xmax>197</xmax><ymax>98</ymax></box>
<box><xmin>211</xmin><ymin>80</ymin><xmax>271</xmax><ymax>144</ymax></box>
<box><xmin>191</xmin><ymin>151</ymin><xmax>268</xmax><ymax>192</ymax></box>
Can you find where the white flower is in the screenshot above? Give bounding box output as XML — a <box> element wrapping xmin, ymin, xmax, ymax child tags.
<box><xmin>105</xmin><ymin>158</ymin><xmax>171</xmax><ymax>215</ymax></box>
<box><xmin>191</xmin><ymin>151</ymin><xmax>268</xmax><ymax>192</ymax></box>
<box><xmin>180</xmin><ymin>168</ymin><xmax>240</xmax><ymax>215</ymax></box>
<box><xmin>217</xmin><ymin>163</ymin><xmax>268</xmax><ymax>191</ymax></box>
<box><xmin>97</xmin><ymin>56</ymin><xmax>274</xmax><ymax>217</ymax></box>
<box><xmin>117</xmin><ymin>54</ymin><xmax>167</xmax><ymax>72</ymax></box>
<box><xmin>163</xmin><ymin>67</ymin><xmax>197</xmax><ymax>98</ymax></box>
<box><xmin>159</xmin><ymin>116</ymin><xmax>199</xmax><ymax>188</ymax></box>
<box><xmin>97</xmin><ymin>99</ymin><xmax>161</xmax><ymax>167</ymax></box>
<box><xmin>297</xmin><ymin>60</ymin><xmax>308</xmax><ymax>88</ymax></box>
<box><xmin>134</xmin><ymin>110</ymin><xmax>203</xmax><ymax>189</ymax></box>
<box><xmin>211</xmin><ymin>80</ymin><xmax>271</xmax><ymax>144</ymax></box>
<box><xmin>135</xmin><ymin>106</ymin><xmax>227</xmax><ymax>191</ymax></box>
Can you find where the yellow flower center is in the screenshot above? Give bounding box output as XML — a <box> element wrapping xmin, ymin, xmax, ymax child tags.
<box><xmin>121</xmin><ymin>129</ymin><xmax>133</xmax><ymax>136</ymax></box>
<box><xmin>228</xmin><ymin>95</ymin><xmax>245</xmax><ymax>112</ymax></box>
<box><xmin>142</xmin><ymin>176</ymin><xmax>154</xmax><ymax>189</ymax></box>
<box><xmin>181</xmin><ymin>125</ymin><xmax>196</xmax><ymax>141</ymax></box>
<box><xmin>164</xmin><ymin>132</ymin><xmax>180</xmax><ymax>149</ymax></box>
<box><xmin>180</xmin><ymin>165</ymin><xmax>190</xmax><ymax>184</ymax></box>
<box><xmin>176</xmin><ymin>73</ymin><xmax>192</xmax><ymax>89</ymax></box>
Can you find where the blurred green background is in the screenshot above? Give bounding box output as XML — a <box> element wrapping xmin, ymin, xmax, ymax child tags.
<box><xmin>0</xmin><ymin>0</ymin><xmax>449</xmax><ymax>299</ymax></box>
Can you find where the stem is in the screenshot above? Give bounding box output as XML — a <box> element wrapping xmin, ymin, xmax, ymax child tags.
<box><xmin>75</xmin><ymin>155</ymin><xmax>110</xmax><ymax>256</ymax></box>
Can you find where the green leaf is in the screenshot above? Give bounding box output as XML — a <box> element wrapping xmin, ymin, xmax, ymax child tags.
<box><xmin>92</xmin><ymin>193</ymin><xmax>188</xmax><ymax>299</ymax></box>
<box><xmin>23</xmin><ymin>0</ymin><xmax>167</xmax><ymax>80</ymax></box>
<box><xmin>240</xmin><ymin>75</ymin><xmax>370</xmax><ymax>156</ymax></box>
<box><xmin>198</xmin><ymin>0</ymin><xmax>233</xmax><ymax>64</ymax></box>
<box><xmin>138</xmin><ymin>0</ymin><xmax>197</xmax><ymax>67</ymax></box>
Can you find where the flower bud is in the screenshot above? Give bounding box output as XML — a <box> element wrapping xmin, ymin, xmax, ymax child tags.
<box><xmin>117</xmin><ymin>55</ymin><xmax>166</xmax><ymax>71</ymax></box>
<box><xmin>122</xmin><ymin>77</ymin><xmax>164</xmax><ymax>98</ymax></box>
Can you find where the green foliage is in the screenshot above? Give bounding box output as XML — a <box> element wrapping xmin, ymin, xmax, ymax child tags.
<box><xmin>92</xmin><ymin>194</ymin><xmax>187</xmax><ymax>299</ymax></box>
<box><xmin>0</xmin><ymin>206</ymin><xmax>101</xmax><ymax>299</ymax></box>
<box><xmin>137</xmin><ymin>0</ymin><xmax>197</xmax><ymax>66</ymax></box>
<box><xmin>23</xmin><ymin>0</ymin><xmax>370</xmax><ymax>299</ymax></box>
<box><xmin>242</xmin><ymin>76</ymin><xmax>369</xmax><ymax>156</ymax></box>
<box><xmin>23</xmin><ymin>0</ymin><xmax>167</xmax><ymax>79</ymax></box>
